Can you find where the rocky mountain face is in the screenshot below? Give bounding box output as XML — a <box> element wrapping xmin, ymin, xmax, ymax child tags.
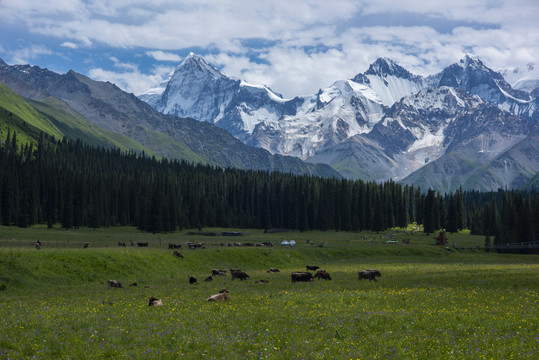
<box><xmin>0</xmin><ymin>60</ymin><xmax>339</xmax><ymax>178</ymax></box>
<box><xmin>142</xmin><ymin>53</ymin><xmax>538</xmax><ymax>192</ymax></box>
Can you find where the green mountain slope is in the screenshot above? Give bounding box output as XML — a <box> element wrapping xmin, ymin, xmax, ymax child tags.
<box><xmin>0</xmin><ymin>83</ymin><xmax>64</xmax><ymax>142</ymax></box>
<box><xmin>0</xmin><ymin>83</ymin><xmax>207</xmax><ymax>162</ymax></box>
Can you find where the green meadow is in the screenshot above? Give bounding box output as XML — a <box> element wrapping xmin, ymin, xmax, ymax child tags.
<box><xmin>0</xmin><ymin>226</ymin><xmax>537</xmax><ymax>359</ymax></box>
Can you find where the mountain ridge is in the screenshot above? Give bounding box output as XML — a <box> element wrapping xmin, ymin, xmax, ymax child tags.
<box><xmin>0</xmin><ymin>59</ymin><xmax>340</xmax><ymax>178</ymax></box>
<box><xmin>141</xmin><ymin>53</ymin><xmax>538</xmax><ymax>192</ymax></box>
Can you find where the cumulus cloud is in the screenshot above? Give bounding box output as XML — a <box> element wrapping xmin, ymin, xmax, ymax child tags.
<box><xmin>1</xmin><ymin>0</ymin><xmax>537</xmax><ymax>96</ymax></box>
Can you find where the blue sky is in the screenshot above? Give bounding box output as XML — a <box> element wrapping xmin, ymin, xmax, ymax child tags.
<box><xmin>1</xmin><ymin>0</ymin><xmax>538</xmax><ymax>98</ymax></box>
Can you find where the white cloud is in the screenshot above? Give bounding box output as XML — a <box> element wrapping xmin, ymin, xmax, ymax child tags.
<box><xmin>145</xmin><ymin>51</ymin><xmax>181</xmax><ymax>62</ymax></box>
<box><xmin>10</xmin><ymin>45</ymin><xmax>52</xmax><ymax>64</ymax></box>
<box><xmin>88</xmin><ymin>64</ymin><xmax>175</xmax><ymax>96</ymax></box>
<box><xmin>2</xmin><ymin>0</ymin><xmax>537</xmax><ymax>97</ymax></box>
<box><xmin>61</xmin><ymin>42</ymin><xmax>79</xmax><ymax>49</ymax></box>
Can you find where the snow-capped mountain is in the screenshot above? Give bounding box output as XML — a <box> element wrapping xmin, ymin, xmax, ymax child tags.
<box><xmin>433</xmin><ymin>54</ymin><xmax>536</xmax><ymax>118</ymax></box>
<box><xmin>145</xmin><ymin>54</ymin><xmax>429</xmax><ymax>159</ymax></box>
<box><xmin>141</xmin><ymin>53</ymin><xmax>538</xmax><ymax>192</ymax></box>
<box><xmin>501</xmin><ymin>62</ymin><xmax>539</xmax><ymax>93</ymax></box>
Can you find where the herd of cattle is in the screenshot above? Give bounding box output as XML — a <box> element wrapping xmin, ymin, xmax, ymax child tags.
<box><xmin>94</xmin><ymin>239</ymin><xmax>384</xmax><ymax>307</ymax></box>
<box><xmin>107</xmin><ymin>262</ymin><xmax>382</xmax><ymax>307</ymax></box>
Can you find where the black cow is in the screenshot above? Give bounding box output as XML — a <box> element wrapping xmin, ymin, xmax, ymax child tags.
<box><xmin>291</xmin><ymin>271</ymin><xmax>314</xmax><ymax>283</ymax></box>
<box><xmin>358</xmin><ymin>269</ymin><xmax>382</xmax><ymax>281</ymax></box>
<box><xmin>212</xmin><ymin>269</ymin><xmax>227</xmax><ymax>276</ymax></box>
<box><xmin>188</xmin><ymin>276</ymin><xmax>197</xmax><ymax>285</ymax></box>
<box><xmin>314</xmin><ymin>270</ymin><xmax>332</xmax><ymax>280</ymax></box>
<box><xmin>306</xmin><ymin>265</ymin><xmax>319</xmax><ymax>271</ymax></box>
<box><xmin>83</xmin><ymin>242</ymin><xmax>90</xmax><ymax>248</ymax></box>
<box><xmin>267</xmin><ymin>268</ymin><xmax>280</xmax><ymax>273</ymax></box>
<box><xmin>168</xmin><ymin>243</ymin><xmax>182</xmax><ymax>249</ymax></box>
<box><xmin>231</xmin><ymin>271</ymin><xmax>249</xmax><ymax>281</ymax></box>
<box><xmin>108</xmin><ymin>280</ymin><xmax>123</xmax><ymax>288</ymax></box>
<box><xmin>173</xmin><ymin>250</ymin><xmax>183</xmax><ymax>259</ymax></box>
<box><xmin>137</xmin><ymin>242</ymin><xmax>149</xmax><ymax>247</ymax></box>
<box><xmin>118</xmin><ymin>241</ymin><xmax>126</xmax><ymax>247</ymax></box>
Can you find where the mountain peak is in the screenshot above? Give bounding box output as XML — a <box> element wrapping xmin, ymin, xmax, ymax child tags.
<box><xmin>365</xmin><ymin>57</ymin><xmax>408</xmax><ymax>77</ymax></box>
<box><xmin>177</xmin><ymin>53</ymin><xmax>224</xmax><ymax>80</ymax></box>
<box><xmin>457</xmin><ymin>53</ymin><xmax>485</xmax><ymax>69</ymax></box>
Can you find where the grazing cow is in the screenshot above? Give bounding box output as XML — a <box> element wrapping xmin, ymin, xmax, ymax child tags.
<box><xmin>231</xmin><ymin>271</ymin><xmax>249</xmax><ymax>281</ymax></box>
<box><xmin>212</xmin><ymin>269</ymin><xmax>227</xmax><ymax>276</ymax></box>
<box><xmin>291</xmin><ymin>271</ymin><xmax>314</xmax><ymax>283</ymax></box>
<box><xmin>148</xmin><ymin>296</ymin><xmax>163</xmax><ymax>306</ymax></box>
<box><xmin>188</xmin><ymin>276</ymin><xmax>197</xmax><ymax>285</ymax></box>
<box><xmin>358</xmin><ymin>269</ymin><xmax>382</xmax><ymax>281</ymax></box>
<box><xmin>186</xmin><ymin>242</ymin><xmax>205</xmax><ymax>250</ymax></box>
<box><xmin>129</xmin><ymin>282</ymin><xmax>138</xmax><ymax>287</ymax></box>
<box><xmin>130</xmin><ymin>241</ymin><xmax>135</xmax><ymax>247</ymax></box>
<box><xmin>254</xmin><ymin>279</ymin><xmax>269</xmax><ymax>284</ymax></box>
<box><xmin>267</xmin><ymin>268</ymin><xmax>280</xmax><ymax>273</ymax></box>
<box><xmin>108</xmin><ymin>280</ymin><xmax>123</xmax><ymax>288</ymax></box>
<box><xmin>206</xmin><ymin>290</ymin><xmax>229</xmax><ymax>302</ymax></box>
<box><xmin>137</xmin><ymin>242</ymin><xmax>149</xmax><ymax>247</ymax></box>
<box><xmin>314</xmin><ymin>270</ymin><xmax>332</xmax><ymax>280</ymax></box>
<box><xmin>118</xmin><ymin>241</ymin><xmax>126</xmax><ymax>247</ymax></box>
<box><xmin>204</xmin><ymin>276</ymin><xmax>213</xmax><ymax>282</ymax></box>
<box><xmin>168</xmin><ymin>243</ymin><xmax>182</xmax><ymax>249</ymax></box>
<box><xmin>173</xmin><ymin>250</ymin><xmax>183</xmax><ymax>259</ymax></box>
<box><xmin>306</xmin><ymin>265</ymin><xmax>319</xmax><ymax>271</ymax></box>
<box><xmin>229</xmin><ymin>268</ymin><xmax>242</xmax><ymax>274</ymax></box>
<box><xmin>83</xmin><ymin>242</ymin><xmax>90</xmax><ymax>248</ymax></box>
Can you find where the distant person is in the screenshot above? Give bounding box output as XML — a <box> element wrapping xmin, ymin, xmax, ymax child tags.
<box><xmin>35</xmin><ymin>240</ymin><xmax>41</xmax><ymax>250</ymax></box>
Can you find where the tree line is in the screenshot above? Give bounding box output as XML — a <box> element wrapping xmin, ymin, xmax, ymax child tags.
<box><xmin>0</xmin><ymin>131</ymin><xmax>537</xmax><ymax>248</ymax></box>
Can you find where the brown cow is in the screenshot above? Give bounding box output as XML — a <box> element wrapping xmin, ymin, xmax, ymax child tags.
<box><xmin>83</xmin><ymin>242</ymin><xmax>90</xmax><ymax>248</ymax></box>
<box><xmin>108</xmin><ymin>280</ymin><xmax>123</xmax><ymax>288</ymax></box>
<box><xmin>206</xmin><ymin>290</ymin><xmax>229</xmax><ymax>302</ymax></box>
<box><xmin>148</xmin><ymin>296</ymin><xmax>163</xmax><ymax>306</ymax></box>
<box><xmin>291</xmin><ymin>271</ymin><xmax>314</xmax><ymax>283</ymax></box>
<box><xmin>173</xmin><ymin>250</ymin><xmax>183</xmax><ymax>259</ymax></box>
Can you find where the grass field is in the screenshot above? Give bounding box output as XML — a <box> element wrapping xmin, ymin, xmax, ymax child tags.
<box><xmin>0</xmin><ymin>226</ymin><xmax>537</xmax><ymax>359</ymax></box>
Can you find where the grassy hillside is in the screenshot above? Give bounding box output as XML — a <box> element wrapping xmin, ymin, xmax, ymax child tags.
<box><xmin>0</xmin><ymin>83</ymin><xmax>64</xmax><ymax>144</ymax></box>
<box><xmin>0</xmin><ymin>83</ymin><xmax>207</xmax><ymax>162</ymax></box>
<box><xmin>28</xmin><ymin>97</ymin><xmax>160</xmax><ymax>156</ymax></box>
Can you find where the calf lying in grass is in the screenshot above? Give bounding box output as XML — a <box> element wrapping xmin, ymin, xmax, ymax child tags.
<box><xmin>206</xmin><ymin>290</ymin><xmax>229</xmax><ymax>302</ymax></box>
<box><xmin>148</xmin><ymin>297</ymin><xmax>163</xmax><ymax>306</ymax></box>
